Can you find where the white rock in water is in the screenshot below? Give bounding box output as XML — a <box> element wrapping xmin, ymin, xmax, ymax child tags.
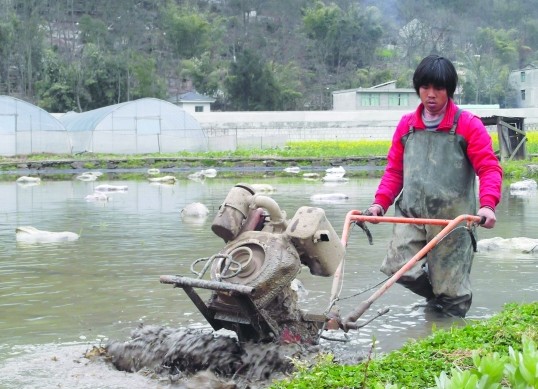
<box><xmin>147</xmin><ymin>175</ymin><xmax>177</xmax><ymax>184</ymax></box>
<box><xmin>284</xmin><ymin>166</ymin><xmax>301</xmax><ymax>174</ymax></box>
<box><xmin>76</xmin><ymin>172</ymin><xmax>99</xmax><ymax>181</ymax></box>
<box><xmin>16</xmin><ymin>176</ymin><xmax>41</xmax><ymax>183</ymax></box>
<box><xmin>16</xmin><ymin>226</ymin><xmax>80</xmax><ymax>244</ymax></box>
<box><xmin>321</xmin><ymin>175</ymin><xmax>349</xmax><ymax>182</ymax></box>
<box><xmin>181</xmin><ymin>202</ymin><xmax>209</xmax><ymax>218</ymax></box>
<box><xmin>251</xmin><ymin>183</ymin><xmax>275</xmax><ymax>193</ymax></box>
<box><xmin>85</xmin><ymin>192</ymin><xmax>109</xmax><ymax>202</ymax></box>
<box><xmin>200</xmin><ymin>168</ymin><xmax>217</xmax><ymax>178</ymax></box>
<box><xmin>147</xmin><ymin>168</ymin><xmax>161</xmax><ymax>175</ymax></box>
<box><xmin>325</xmin><ymin>166</ymin><xmax>346</xmax><ymax>175</ymax></box>
<box><xmin>310</xmin><ymin>193</ymin><xmax>349</xmax><ymax>202</ymax></box>
<box><xmin>510</xmin><ymin>179</ymin><xmax>537</xmax><ymax>191</ymax></box>
<box><xmin>187</xmin><ymin>171</ymin><xmax>205</xmax><ymax>183</ymax></box>
<box><xmin>94</xmin><ymin>184</ymin><xmax>128</xmax><ymax>192</ymax></box>
<box><xmin>477</xmin><ymin>237</ymin><xmax>538</xmax><ymax>253</ymax></box>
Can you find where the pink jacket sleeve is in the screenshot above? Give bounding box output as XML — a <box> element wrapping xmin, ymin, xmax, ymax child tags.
<box><xmin>458</xmin><ymin>112</ymin><xmax>503</xmax><ymax>210</ymax></box>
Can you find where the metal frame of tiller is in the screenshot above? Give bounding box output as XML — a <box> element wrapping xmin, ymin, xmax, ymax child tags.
<box><xmin>331</xmin><ymin>211</ymin><xmax>483</xmax><ymax>331</ymax></box>
<box><xmin>160</xmin><ymin>269</ymin><xmax>282</xmax><ymax>342</ymax></box>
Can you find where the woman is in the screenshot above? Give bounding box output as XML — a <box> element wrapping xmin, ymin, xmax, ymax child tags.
<box><xmin>366</xmin><ymin>55</ymin><xmax>503</xmax><ymax>317</ymax></box>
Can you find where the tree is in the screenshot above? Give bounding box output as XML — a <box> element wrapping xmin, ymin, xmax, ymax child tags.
<box><xmin>11</xmin><ymin>0</ymin><xmax>45</xmax><ymax>98</ymax></box>
<box><xmin>224</xmin><ymin>48</ymin><xmax>294</xmax><ymax>111</ymax></box>
<box><xmin>162</xmin><ymin>4</ymin><xmax>213</xmax><ymax>59</ymax></box>
<box><xmin>78</xmin><ymin>15</ymin><xmax>109</xmax><ymax>48</ymax></box>
<box><xmin>180</xmin><ymin>52</ymin><xmax>224</xmax><ymax>97</ymax></box>
<box><xmin>0</xmin><ymin>16</ymin><xmax>16</xmax><ymax>94</ymax></box>
<box><xmin>35</xmin><ymin>49</ymin><xmax>76</xmax><ymax>112</ymax></box>
<box><xmin>129</xmin><ymin>53</ymin><xmax>167</xmax><ymax>100</ymax></box>
<box><xmin>302</xmin><ymin>2</ymin><xmax>383</xmax><ymax>79</ymax></box>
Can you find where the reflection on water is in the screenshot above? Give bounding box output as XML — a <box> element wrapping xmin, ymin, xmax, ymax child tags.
<box><xmin>0</xmin><ymin>175</ymin><xmax>537</xmax><ymax>382</ymax></box>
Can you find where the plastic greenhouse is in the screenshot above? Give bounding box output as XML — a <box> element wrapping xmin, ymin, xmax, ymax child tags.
<box><xmin>59</xmin><ymin>98</ymin><xmax>208</xmax><ymax>154</ymax></box>
<box><xmin>0</xmin><ymin>95</ymin><xmax>72</xmax><ymax>156</ymax></box>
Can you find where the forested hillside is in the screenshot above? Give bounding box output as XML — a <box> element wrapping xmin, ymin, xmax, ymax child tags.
<box><xmin>1</xmin><ymin>0</ymin><xmax>536</xmax><ymax>112</ymax></box>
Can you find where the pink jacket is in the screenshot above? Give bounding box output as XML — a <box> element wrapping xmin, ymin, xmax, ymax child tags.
<box><xmin>374</xmin><ymin>99</ymin><xmax>503</xmax><ymax>212</ymax></box>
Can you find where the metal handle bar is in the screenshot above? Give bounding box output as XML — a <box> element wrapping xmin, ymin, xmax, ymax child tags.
<box><xmin>330</xmin><ymin>211</ymin><xmax>483</xmax><ymax>331</ymax></box>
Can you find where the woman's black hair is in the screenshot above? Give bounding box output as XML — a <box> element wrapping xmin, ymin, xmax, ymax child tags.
<box><xmin>412</xmin><ymin>55</ymin><xmax>458</xmax><ymax>98</ymax></box>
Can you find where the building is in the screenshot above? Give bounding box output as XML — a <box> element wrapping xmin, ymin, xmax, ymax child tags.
<box><xmin>508</xmin><ymin>64</ymin><xmax>538</xmax><ymax>108</ymax></box>
<box><xmin>168</xmin><ymin>91</ymin><xmax>216</xmax><ymax>114</ymax></box>
<box><xmin>332</xmin><ymin>80</ymin><xmax>420</xmax><ymax>111</ymax></box>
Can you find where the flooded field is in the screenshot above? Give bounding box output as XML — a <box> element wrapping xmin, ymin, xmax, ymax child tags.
<box><xmin>0</xmin><ymin>172</ymin><xmax>537</xmax><ymax>388</ymax></box>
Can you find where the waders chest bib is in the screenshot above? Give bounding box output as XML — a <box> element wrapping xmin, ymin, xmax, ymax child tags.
<box><xmin>380</xmin><ymin>110</ymin><xmax>478</xmax><ymax>316</ymax></box>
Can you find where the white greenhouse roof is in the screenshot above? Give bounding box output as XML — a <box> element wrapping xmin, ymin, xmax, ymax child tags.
<box><xmin>0</xmin><ymin>95</ymin><xmax>71</xmax><ymax>156</ymax></box>
<box><xmin>0</xmin><ymin>95</ymin><xmax>66</xmax><ymax>133</ymax></box>
<box><xmin>58</xmin><ymin>98</ymin><xmax>208</xmax><ymax>154</ymax></box>
<box><xmin>59</xmin><ymin>98</ymin><xmax>203</xmax><ymax>132</ymax></box>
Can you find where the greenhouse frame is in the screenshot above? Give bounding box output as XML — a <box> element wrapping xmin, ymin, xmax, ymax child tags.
<box><xmin>0</xmin><ymin>96</ymin><xmax>208</xmax><ymax>156</ymax></box>
<box><xmin>59</xmin><ymin>98</ymin><xmax>208</xmax><ymax>154</ymax></box>
<box><xmin>0</xmin><ymin>95</ymin><xmax>72</xmax><ymax>156</ymax></box>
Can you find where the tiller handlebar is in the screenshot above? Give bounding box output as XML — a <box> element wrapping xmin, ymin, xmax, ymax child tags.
<box><xmin>332</xmin><ymin>211</ymin><xmax>484</xmax><ymax>332</ymax></box>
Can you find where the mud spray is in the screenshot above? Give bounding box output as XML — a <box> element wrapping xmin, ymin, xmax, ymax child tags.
<box><xmin>105</xmin><ymin>324</ymin><xmax>323</xmax><ymax>388</ymax></box>
<box><xmin>104</xmin><ymin>285</ymin><xmax>335</xmax><ymax>388</ymax></box>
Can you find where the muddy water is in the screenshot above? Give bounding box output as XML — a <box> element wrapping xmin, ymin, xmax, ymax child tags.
<box><xmin>0</xmin><ymin>175</ymin><xmax>537</xmax><ymax>388</ymax></box>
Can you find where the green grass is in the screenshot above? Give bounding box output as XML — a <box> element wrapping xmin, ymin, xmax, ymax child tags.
<box><xmin>1</xmin><ymin>134</ymin><xmax>537</xmax><ymax>179</ymax></box>
<box><xmin>1</xmin><ymin>132</ymin><xmax>536</xmax><ymax>161</ymax></box>
<box><xmin>269</xmin><ymin>302</ymin><xmax>538</xmax><ymax>389</ymax></box>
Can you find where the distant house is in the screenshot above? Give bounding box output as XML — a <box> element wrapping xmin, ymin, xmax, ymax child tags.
<box><xmin>332</xmin><ymin>80</ymin><xmax>420</xmax><ymax>111</ymax></box>
<box><xmin>508</xmin><ymin>64</ymin><xmax>538</xmax><ymax>108</ymax></box>
<box><xmin>168</xmin><ymin>91</ymin><xmax>215</xmax><ymax>113</ymax></box>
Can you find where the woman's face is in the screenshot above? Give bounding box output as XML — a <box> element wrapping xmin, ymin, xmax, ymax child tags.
<box><xmin>419</xmin><ymin>84</ymin><xmax>449</xmax><ymax>116</ymax></box>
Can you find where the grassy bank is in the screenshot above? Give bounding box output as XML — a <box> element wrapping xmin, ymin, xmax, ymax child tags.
<box><xmin>270</xmin><ymin>302</ymin><xmax>538</xmax><ymax>389</ymax></box>
<box><xmin>0</xmin><ymin>134</ymin><xmax>537</xmax><ymax>179</ymax></box>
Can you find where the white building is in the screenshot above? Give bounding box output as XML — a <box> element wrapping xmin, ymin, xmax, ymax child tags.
<box><xmin>508</xmin><ymin>64</ymin><xmax>538</xmax><ymax>108</ymax></box>
<box><xmin>168</xmin><ymin>91</ymin><xmax>216</xmax><ymax>113</ymax></box>
<box><xmin>332</xmin><ymin>80</ymin><xmax>420</xmax><ymax>111</ymax></box>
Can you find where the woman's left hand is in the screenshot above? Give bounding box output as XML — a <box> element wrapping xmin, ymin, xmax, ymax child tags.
<box><xmin>477</xmin><ymin>207</ymin><xmax>496</xmax><ymax>229</ymax></box>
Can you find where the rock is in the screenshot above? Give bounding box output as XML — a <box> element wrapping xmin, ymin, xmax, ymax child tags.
<box><xmin>148</xmin><ymin>175</ymin><xmax>177</xmax><ymax>184</ymax></box>
<box><xmin>477</xmin><ymin>237</ymin><xmax>538</xmax><ymax>254</ymax></box>
<box><xmin>251</xmin><ymin>184</ymin><xmax>275</xmax><ymax>193</ymax></box>
<box><xmin>325</xmin><ymin>166</ymin><xmax>346</xmax><ymax>175</ymax></box>
<box><xmin>16</xmin><ymin>176</ymin><xmax>41</xmax><ymax>183</ymax></box>
<box><xmin>509</xmin><ymin>179</ymin><xmax>537</xmax><ymax>191</ymax></box>
<box><xmin>284</xmin><ymin>166</ymin><xmax>301</xmax><ymax>174</ymax></box>
<box><xmin>321</xmin><ymin>175</ymin><xmax>349</xmax><ymax>182</ymax></box>
<box><xmin>76</xmin><ymin>172</ymin><xmax>100</xmax><ymax>181</ymax></box>
<box><xmin>181</xmin><ymin>202</ymin><xmax>209</xmax><ymax>218</ymax></box>
<box><xmin>95</xmin><ymin>184</ymin><xmax>128</xmax><ymax>192</ymax></box>
<box><xmin>85</xmin><ymin>192</ymin><xmax>109</xmax><ymax>202</ymax></box>
<box><xmin>16</xmin><ymin>226</ymin><xmax>80</xmax><ymax>244</ymax></box>
<box><xmin>200</xmin><ymin>168</ymin><xmax>217</xmax><ymax>178</ymax></box>
<box><xmin>310</xmin><ymin>193</ymin><xmax>349</xmax><ymax>202</ymax></box>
